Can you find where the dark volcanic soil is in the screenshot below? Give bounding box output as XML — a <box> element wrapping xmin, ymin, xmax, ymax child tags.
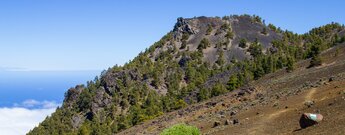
<box><xmin>119</xmin><ymin>44</ymin><xmax>345</xmax><ymax>135</ymax></box>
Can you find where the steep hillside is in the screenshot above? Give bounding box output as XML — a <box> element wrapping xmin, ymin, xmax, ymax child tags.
<box><xmin>119</xmin><ymin>42</ymin><xmax>345</xmax><ymax>135</ymax></box>
<box><xmin>28</xmin><ymin>15</ymin><xmax>345</xmax><ymax>135</ymax></box>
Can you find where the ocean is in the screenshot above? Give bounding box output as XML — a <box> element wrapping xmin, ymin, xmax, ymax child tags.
<box><xmin>0</xmin><ymin>70</ymin><xmax>101</xmax><ymax>108</ymax></box>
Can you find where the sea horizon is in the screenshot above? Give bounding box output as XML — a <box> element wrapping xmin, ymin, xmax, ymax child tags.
<box><xmin>0</xmin><ymin>70</ymin><xmax>101</xmax><ymax>108</ymax></box>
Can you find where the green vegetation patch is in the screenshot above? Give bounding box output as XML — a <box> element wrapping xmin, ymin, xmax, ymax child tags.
<box><xmin>160</xmin><ymin>124</ymin><xmax>200</xmax><ymax>135</ymax></box>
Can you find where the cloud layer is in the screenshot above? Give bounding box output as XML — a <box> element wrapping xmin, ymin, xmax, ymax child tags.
<box><xmin>14</xmin><ymin>99</ymin><xmax>60</xmax><ymax>109</ymax></box>
<box><xmin>0</xmin><ymin>100</ymin><xmax>59</xmax><ymax>135</ymax></box>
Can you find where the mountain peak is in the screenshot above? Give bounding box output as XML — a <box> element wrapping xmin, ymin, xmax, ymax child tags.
<box><xmin>173</xmin><ymin>17</ymin><xmax>196</xmax><ymax>34</ymax></box>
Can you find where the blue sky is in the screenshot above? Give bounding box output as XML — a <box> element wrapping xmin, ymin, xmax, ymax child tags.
<box><xmin>0</xmin><ymin>1</ymin><xmax>345</xmax><ymax>134</ymax></box>
<box><xmin>0</xmin><ymin>0</ymin><xmax>344</xmax><ymax>71</ymax></box>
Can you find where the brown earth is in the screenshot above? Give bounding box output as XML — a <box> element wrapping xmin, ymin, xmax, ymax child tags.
<box><xmin>118</xmin><ymin>43</ymin><xmax>345</xmax><ymax>135</ymax></box>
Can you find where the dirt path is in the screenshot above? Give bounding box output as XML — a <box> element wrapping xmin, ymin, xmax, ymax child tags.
<box><xmin>247</xmin><ymin>88</ymin><xmax>317</xmax><ymax>135</ymax></box>
<box><xmin>305</xmin><ymin>88</ymin><xmax>316</xmax><ymax>101</ymax></box>
<box><xmin>248</xmin><ymin>109</ymin><xmax>290</xmax><ymax>135</ymax></box>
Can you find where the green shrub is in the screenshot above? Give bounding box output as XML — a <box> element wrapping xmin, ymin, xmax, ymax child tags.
<box><xmin>225</xmin><ymin>30</ymin><xmax>234</xmax><ymax>39</ymax></box>
<box><xmin>160</xmin><ymin>124</ymin><xmax>200</xmax><ymax>135</ymax></box>
<box><xmin>198</xmin><ymin>38</ymin><xmax>211</xmax><ymax>51</ymax></box>
<box><xmin>180</xmin><ymin>33</ymin><xmax>189</xmax><ymax>49</ymax></box>
<box><xmin>206</xmin><ymin>24</ymin><xmax>212</xmax><ymax>35</ymax></box>
<box><xmin>261</xmin><ymin>27</ymin><xmax>268</xmax><ymax>35</ymax></box>
<box><xmin>211</xmin><ymin>82</ymin><xmax>227</xmax><ymax>97</ymax></box>
<box><xmin>239</xmin><ymin>38</ymin><xmax>247</xmax><ymax>48</ymax></box>
<box><xmin>227</xmin><ymin>74</ymin><xmax>240</xmax><ymax>91</ymax></box>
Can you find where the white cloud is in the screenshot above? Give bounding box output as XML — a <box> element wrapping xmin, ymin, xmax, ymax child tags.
<box><xmin>21</xmin><ymin>99</ymin><xmax>40</xmax><ymax>108</ymax></box>
<box><xmin>0</xmin><ymin>107</ymin><xmax>56</xmax><ymax>135</ymax></box>
<box><xmin>0</xmin><ymin>100</ymin><xmax>60</xmax><ymax>135</ymax></box>
<box><xmin>14</xmin><ymin>99</ymin><xmax>60</xmax><ymax>109</ymax></box>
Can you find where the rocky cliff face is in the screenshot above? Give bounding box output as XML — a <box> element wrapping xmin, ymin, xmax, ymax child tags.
<box><xmin>28</xmin><ymin>15</ymin><xmax>345</xmax><ymax>135</ymax></box>
<box><xmin>152</xmin><ymin>15</ymin><xmax>282</xmax><ymax>66</ymax></box>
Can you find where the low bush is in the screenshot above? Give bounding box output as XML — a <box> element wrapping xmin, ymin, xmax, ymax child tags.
<box><xmin>160</xmin><ymin>124</ymin><xmax>200</xmax><ymax>135</ymax></box>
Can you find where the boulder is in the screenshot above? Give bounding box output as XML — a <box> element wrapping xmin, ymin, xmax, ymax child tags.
<box><xmin>273</xmin><ymin>102</ymin><xmax>279</xmax><ymax>107</ymax></box>
<box><xmin>304</xmin><ymin>101</ymin><xmax>315</xmax><ymax>108</ymax></box>
<box><xmin>225</xmin><ymin>119</ymin><xmax>231</xmax><ymax>125</ymax></box>
<box><xmin>233</xmin><ymin>119</ymin><xmax>239</xmax><ymax>125</ymax></box>
<box><xmin>206</xmin><ymin>102</ymin><xmax>218</xmax><ymax>107</ymax></box>
<box><xmin>299</xmin><ymin>113</ymin><xmax>323</xmax><ymax>128</ymax></box>
<box><xmin>214</xmin><ymin>121</ymin><xmax>221</xmax><ymax>127</ymax></box>
<box><xmin>230</xmin><ymin>111</ymin><xmax>237</xmax><ymax>116</ymax></box>
<box><xmin>329</xmin><ymin>76</ymin><xmax>336</xmax><ymax>82</ymax></box>
<box><xmin>71</xmin><ymin>114</ymin><xmax>84</xmax><ymax>129</ymax></box>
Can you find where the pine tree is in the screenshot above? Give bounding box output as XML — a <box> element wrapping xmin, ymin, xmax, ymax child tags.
<box><xmin>206</xmin><ymin>24</ymin><xmax>212</xmax><ymax>35</ymax></box>
<box><xmin>261</xmin><ymin>27</ymin><xmax>268</xmax><ymax>35</ymax></box>
<box><xmin>78</xmin><ymin>120</ymin><xmax>91</xmax><ymax>135</ymax></box>
<box><xmin>211</xmin><ymin>82</ymin><xmax>227</xmax><ymax>97</ymax></box>
<box><xmin>254</xmin><ymin>65</ymin><xmax>265</xmax><ymax>80</ymax></box>
<box><xmin>227</xmin><ymin>74</ymin><xmax>239</xmax><ymax>91</ymax></box>
<box><xmin>239</xmin><ymin>38</ymin><xmax>247</xmax><ymax>48</ymax></box>
<box><xmin>180</xmin><ymin>33</ymin><xmax>189</xmax><ymax>49</ymax></box>
<box><xmin>198</xmin><ymin>38</ymin><xmax>211</xmax><ymax>51</ymax></box>
<box><xmin>216</xmin><ymin>50</ymin><xmax>225</xmax><ymax>66</ymax></box>
<box><xmin>286</xmin><ymin>56</ymin><xmax>295</xmax><ymax>72</ymax></box>
<box><xmin>248</xmin><ymin>41</ymin><xmax>263</xmax><ymax>57</ymax></box>
<box><xmin>198</xmin><ymin>88</ymin><xmax>210</xmax><ymax>101</ymax></box>
<box><xmin>225</xmin><ymin>29</ymin><xmax>234</xmax><ymax>39</ymax></box>
<box><xmin>309</xmin><ymin>45</ymin><xmax>321</xmax><ymax>58</ymax></box>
